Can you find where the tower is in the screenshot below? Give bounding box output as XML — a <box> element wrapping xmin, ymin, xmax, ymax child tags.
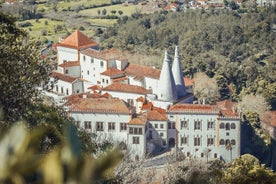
<box><xmin>157</xmin><ymin>50</ymin><xmax>177</xmax><ymax>102</ymax></box>
<box><xmin>172</xmin><ymin>46</ymin><xmax>186</xmax><ymax>98</ymax></box>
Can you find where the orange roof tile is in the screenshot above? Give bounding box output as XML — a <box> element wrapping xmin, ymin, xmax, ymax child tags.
<box><xmin>102</xmin><ymin>83</ymin><xmax>151</xmax><ymax>95</ymax></box>
<box><xmin>216</xmin><ymin>100</ymin><xmax>239</xmax><ymax>117</ymax></box>
<box><xmin>124</xmin><ymin>63</ymin><xmax>161</xmax><ymax>80</ymax></box>
<box><xmin>101</xmin><ymin>68</ymin><xmax>125</xmax><ymax>78</ymax></box>
<box><xmin>184</xmin><ymin>77</ymin><xmax>194</xmax><ymax>86</ymax></box>
<box><xmin>129</xmin><ymin>118</ymin><xmax>146</xmax><ymax>126</ymax></box>
<box><xmin>112</xmin><ymin>76</ymin><xmax>128</xmax><ymax>82</ymax></box>
<box><xmin>88</xmin><ymin>85</ymin><xmax>102</xmax><ymax>91</ymax></box>
<box><xmin>64</xmin><ymin>92</ymin><xmax>102</xmax><ymax>107</ymax></box>
<box><xmin>58</xmin><ymin>61</ymin><xmax>80</xmax><ymax>68</ymax></box>
<box><xmin>50</xmin><ymin>71</ymin><xmax>76</xmax><ymax>83</ymax></box>
<box><xmin>147</xmin><ymin>110</ymin><xmax>167</xmax><ymax>121</ymax></box>
<box><xmin>70</xmin><ymin>98</ymin><xmax>130</xmax><ymax>114</ymax></box>
<box><xmin>57</xmin><ymin>30</ymin><xmax>98</xmax><ymax>50</ymax></box>
<box><xmin>136</xmin><ymin>96</ymin><xmax>146</xmax><ymax>102</ymax></box>
<box><xmin>169</xmin><ymin>104</ymin><xmax>219</xmax><ymax>114</ymax></box>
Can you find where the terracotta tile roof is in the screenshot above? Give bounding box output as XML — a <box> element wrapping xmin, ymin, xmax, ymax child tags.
<box><xmin>101</xmin><ymin>92</ymin><xmax>112</xmax><ymax>99</ymax></box>
<box><xmin>169</xmin><ymin>104</ymin><xmax>219</xmax><ymax>114</ymax></box>
<box><xmin>141</xmin><ymin>101</ymin><xmax>154</xmax><ymax>110</ymax></box>
<box><xmin>88</xmin><ymin>85</ymin><xmax>102</xmax><ymax>91</ymax></box>
<box><xmin>64</xmin><ymin>92</ymin><xmax>102</xmax><ymax>107</ymax></box>
<box><xmin>129</xmin><ymin>117</ymin><xmax>146</xmax><ymax>126</ymax></box>
<box><xmin>81</xmin><ymin>48</ymin><xmax>127</xmax><ymax>61</ymax></box>
<box><xmin>112</xmin><ymin>76</ymin><xmax>128</xmax><ymax>82</ymax></box>
<box><xmin>216</xmin><ymin>100</ymin><xmax>239</xmax><ymax>117</ymax></box>
<box><xmin>261</xmin><ymin>111</ymin><xmax>276</xmax><ymax>127</ymax></box>
<box><xmin>184</xmin><ymin>77</ymin><xmax>194</xmax><ymax>86</ymax></box>
<box><xmin>124</xmin><ymin>63</ymin><xmax>161</xmax><ymax>80</ymax></box>
<box><xmin>136</xmin><ymin>96</ymin><xmax>146</xmax><ymax>102</ymax></box>
<box><xmin>101</xmin><ymin>68</ymin><xmax>125</xmax><ymax>78</ymax></box>
<box><xmin>147</xmin><ymin>110</ymin><xmax>167</xmax><ymax>121</ymax></box>
<box><xmin>102</xmin><ymin>83</ymin><xmax>151</xmax><ymax>95</ymax></box>
<box><xmin>58</xmin><ymin>61</ymin><xmax>80</xmax><ymax>68</ymax></box>
<box><xmin>57</xmin><ymin>30</ymin><xmax>98</xmax><ymax>50</ymax></box>
<box><xmin>50</xmin><ymin>71</ymin><xmax>76</xmax><ymax>83</ymax></box>
<box><xmin>70</xmin><ymin>98</ymin><xmax>130</xmax><ymax>114</ymax></box>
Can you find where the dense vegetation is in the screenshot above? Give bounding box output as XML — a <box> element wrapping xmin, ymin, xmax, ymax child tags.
<box><xmin>102</xmin><ymin>7</ymin><xmax>276</xmax><ymax>108</ymax></box>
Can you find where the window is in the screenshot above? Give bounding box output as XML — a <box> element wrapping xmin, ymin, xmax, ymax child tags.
<box><xmin>207</xmin><ymin>138</ymin><xmax>214</xmax><ymax>146</ymax></box>
<box><xmin>130</xmin><ymin>127</ymin><xmax>143</xmax><ymax>135</ymax></box>
<box><xmin>96</xmin><ymin>122</ymin><xmax>103</xmax><ymax>131</ymax></box>
<box><xmin>87</xmin><ymin>70</ymin><xmax>89</xmax><ymax>75</ymax></box>
<box><xmin>187</xmin><ymin>152</ymin><xmax>190</xmax><ymax>157</ymax></box>
<box><xmin>220</xmin><ymin>123</ymin><xmax>225</xmax><ymax>129</ymax></box>
<box><xmin>160</xmin><ymin>124</ymin><xmax>164</xmax><ymax>129</ymax></box>
<box><xmin>214</xmin><ymin>153</ymin><xmax>217</xmax><ymax>158</ymax></box>
<box><xmin>108</xmin><ymin>122</ymin><xmax>115</xmax><ymax>131</ymax></box>
<box><xmin>65</xmin><ymin>69</ymin><xmax>68</xmax><ymax>74</ymax></box>
<box><xmin>194</xmin><ymin>120</ymin><xmax>201</xmax><ymax>130</ymax></box>
<box><xmin>226</xmin><ymin>132</ymin><xmax>230</xmax><ymax>136</ymax></box>
<box><xmin>201</xmin><ymin>153</ymin><xmax>204</xmax><ymax>157</ymax></box>
<box><xmin>133</xmin><ymin>137</ymin><xmax>139</xmax><ymax>144</ymax></box>
<box><xmin>181</xmin><ymin>136</ymin><xmax>188</xmax><ymax>145</ymax></box>
<box><xmin>208</xmin><ymin>121</ymin><xmax>215</xmax><ymax>129</ymax></box>
<box><xmin>75</xmin><ymin>121</ymin><xmax>80</xmax><ymax>128</ymax></box>
<box><xmin>155</xmin><ymin>124</ymin><xmax>158</xmax><ymax>129</ymax></box>
<box><xmin>100</xmin><ymin>61</ymin><xmax>104</xmax><ymax>67</ymax></box>
<box><xmin>91</xmin><ymin>58</ymin><xmax>94</xmax><ymax>63</ymax></box>
<box><xmin>149</xmin><ymin>131</ymin><xmax>152</xmax><ymax>139</ymax></box>
<box><xmin>66</xmin><ymin>89</ymin><xmax>69</xmax><ymax>95</ymax></box>
<box><xmin>220</xmin><ymin>139</ymin><xmax>225</xmax><ymax>145</ymax></box>
<box><xmin>61</xmin><ymin>87</ymin><xmax>64</xmax><ymax>94</ymax></box>
<box><xmin>231</xmin><ymin>123</ymin><xmax>236</xmax><ymax>129</ymax></box>
<box><xmin>102</xmin><ymin>79</ymin><xmax>104</xmax><ymax>83</ymax></box>
<box><xmin>181</xmin><ymin>120</ymin><xmax>188</xmax><ymax>129</ymax></box>
<box><xmin>168</xmin><ymin>122</ymin><xmax>175</xmax><ymax>129</ymax></box>
<box><xmin>56</xmin><ymin>85</ymin><xmax>58</xmax><ymax>92</ymax></box>
<box><xmin>194</xmin><ymin>137</ymin><xmax>201</xmax><ymax>146</ymax></box>
<box><xmin>231</xmin><ymin>139</ymin><xmax>236</xmax><ymax>145</ymax></box>
<box><xmin>83</xmin><ymin>55</ymin><xmax>86</xmax><ymax>61</ymax></box>
<box><xmin>120</xmin><ymin>123</ymin><xmax>127</xmax><ymax>131</ymax></box>
<box><xmin>106</xmin><ymin>79</ymin><xmax>109</xmax><ymax>84</ymax></box>
<box><xmin>226</xmin><ymin>123</ymin><xmax>230</xmax><ymax>130</ymax></box>
<box><xmin>160</xmin><ymin>132</ymin><xmax>164</xmax><ymax>137</ymax></box>
<box><xmin>149</xmin><ymin>123</ymin><xmax>153</xmax><ymax>128</ymax></box>
<box><xmin>84</xmin><ymin>121</ymin><xmax>91</xmax><ymax>129</ymax></box>
<box><xmin>225</xmin><ymin>139</ymin><xmax>230</xmax><ymax>146</ymax></box>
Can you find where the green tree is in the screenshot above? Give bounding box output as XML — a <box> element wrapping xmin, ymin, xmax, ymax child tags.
<box><xmin>0</xmin><ymin>13</ymin><xmax>49</xmax><ymax>122</ymax></box>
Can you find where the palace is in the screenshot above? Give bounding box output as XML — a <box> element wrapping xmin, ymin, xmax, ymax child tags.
<box><xmin>46</xmin><ymin>30</ymin><xmax>240</xmax><ymax>162</ymax></box>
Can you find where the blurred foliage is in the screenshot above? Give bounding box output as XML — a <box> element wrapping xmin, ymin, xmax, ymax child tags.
<box><xmin>0</xmin><ymin>12</ymin><xmax>50</xmax><ymax>122</ymax></box>
<box><xmin>0</xmin><ymin>121</ymin><xmax>123</xmax><ymax>184</ymax></box>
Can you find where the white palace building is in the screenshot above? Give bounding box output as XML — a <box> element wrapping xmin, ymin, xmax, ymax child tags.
<box><xmin>46</xmin><ymin>30</ymin><xmax>241</xmax><ymax>162</ymax></box>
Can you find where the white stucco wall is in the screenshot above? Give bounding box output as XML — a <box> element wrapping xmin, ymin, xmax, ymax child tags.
<box><xmin>127</xmin><ymin>124</ymin><xmax>146</xmax><ymax>160</ymax></box>
<box><xmin>144</xmin><ymin>77</ymin><xmax>159</xmax><ymax>94</ymax></box>
<box><xmin>57</xmin><ymin>46</ymin><xmax>78</xmax><ymax>64</ymax></box>
<box><xmin>71</xmin><ymin>112</ymin><xmax>131</xmax><ymax>143</ymax></box>
<box><xmin>53</xmin><ymin>79</ymin><xmax>73</xmax><ymax>96</ymax></box>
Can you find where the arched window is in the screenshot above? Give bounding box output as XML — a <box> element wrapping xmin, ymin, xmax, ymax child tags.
<box><xmin>231</xmin><ymin>139</ymin><xmax>236</xmax><ymax>145</ymax></box>
<box><xmin>225</xmin><ymin>139</ymin><xmax>230</xmax><ymax>146</ymax></box>
<box><xmin>231</xmin><ymin>123</ymin><xmax>236</xmax><ymax>129</ymax></box>
<box><xmin>220</xmin><ymin>123</ymin><xmax>225</xmax><ymax>129</ymax></box>
<box><xmin>187</xmin><ymin>152</ymin><xmax>190</xmax><ymax>157</ymax></box>
<box><xmin>214</xmin><ymin>153</ymin><xmax>217</xmax><ymax>158</ymax></box>
<box><xmin>220</xmin><ymin>139</ymin><xmax>225</xmax><ymax>145</ymax></box>
<box><xmin>226</xmin><ymin>123</ymin><xmax>230</xmax><ymax>130</ymax></box>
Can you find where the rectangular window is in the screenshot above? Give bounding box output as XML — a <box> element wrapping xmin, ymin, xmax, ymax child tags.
<box><xmin>194</xmin><ymin>121</ymin><xmax>201</xmax><ymax>130</ymax></box>
<box><xmin>207</xmin><ymin>138</ymin><xmax>214</xmax><ymax>146</ymax></box>
<box><xmin>66</xmin><ymin>89</ymin><xmax>69</xmax><ymax>95</ymax></box>
<box><xmin>83</xmin><ymin>55</ymin><xmax>86</xmax><ymax>61</ymax></box>
<box><xmin>133</xmin><ymin>137</ymin><xmax>140</xmax><ymax>144</ymax></box>
<box><xmin>61</xmin><ymin>87</ymin><xmax>64</xmax><ymax>94</ymax></box>
<box><xmin>160</xmin><ymin>132</ymin><xmax>164</xmax><ymax>137</ymax></box>
<box><xmin>155</xmin><ymin>124</ymin><xmax>158</xmax><ymax>129</ymax></box>
<box><xmin>139</xmin><ymin>128</ymin><xmax>142</xmax><ymax>134</ymax></box>
<box><xmin>120</xmin><ymin>123</ymin><xmax>127</xmax><ymax>131</ymax></box>
<box><xmin>91</xmin><ymin>58</ymin><xmax>94</xmax><ymax>63</ymax></box>
<box><xmin>102</xmin><ymin>79</ymin><xmax>104</xmax><ymax>83</ymax></box>
<box><xmin>75</xmin><ymin>121</ymin><xmax>80</xmax><ymax>128</ymax></box>
<box><xmin>160</xmin><ymin>124</ymin><xmax>164</xmax><ymax>129</ymax></box>
<box><xmin>129</xmin><ymin>127</ymin><xmax>133</xmax><ymax>134</ymax></box>
<box><xmin>87</xmin><ymin>70</ymin><xmax>89</xmax><ymax>75</ymax></box>
<box><xmin>168</xmin><ymin>122</ymin><xmax>175</xmax><ymax>129</ymax></box>
<box><xmin>208</xmin><ymin>121</ymin><xmax>215</xmax><ymax>129</ymax></box>
<box><xmin>108</xmin><ymin>122</ymin><xmax>115</xmax><ymax>131</ymax></box>
<box><xmin>181</xmin><ymin>121</ymin><xmax>188</xmax><ymax>129</ymax></box>
<box><xmin>100</xmin><ymin>61</ymin><xmax>104</xmax><ymax>67</ymax></box>
<box><xmin>149</xmin><ymin>123</ymin><xmax>153</xmax><ymax>128</ymax></box>
<box><xmin>194</xmin><ymin>137</ymin><xmax>201</xmax><ymax>146</ymax></box>
<box><xmin>84</xmin><ymin>121</ymin><xmax>91</xmax><ymax>129</ymax></box>
<box><xmin>55</xmin><ymin>85</ymin><xmax>58</xmax><ymax>92</ymax></box>
<box><xmin>181</xmin><ymin>136</ymin><xmax>188</xmax><ymax>145</ymax></box>
<box><xmin>96</xmin><ymin>122</ymin><xmax>103</xmax><ymax>131</ymax></box>
<box><xmin>106</xmin><ymin>79</ymin><xmax>109</xmax><ymax>84</ymax></box>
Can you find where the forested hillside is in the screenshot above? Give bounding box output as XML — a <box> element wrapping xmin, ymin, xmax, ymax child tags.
<box><xmin>101</xmin><ymin>7</ymin><xmax>276</xmax><ymax>108</ymax></box>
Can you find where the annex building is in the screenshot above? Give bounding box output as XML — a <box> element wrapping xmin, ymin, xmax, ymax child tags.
<box><xmin>46</xmin><ymin>30</ymin><xmax>241</xmax><ymax>162</ymax></box>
